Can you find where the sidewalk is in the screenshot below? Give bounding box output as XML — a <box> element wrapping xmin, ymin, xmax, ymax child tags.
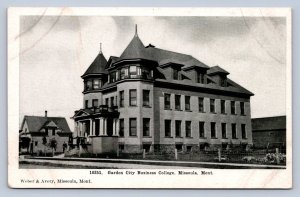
<box><xmin>20</xmin><ymin>156</ymin><xmax>286</xmax><ymax>169</ymax></box>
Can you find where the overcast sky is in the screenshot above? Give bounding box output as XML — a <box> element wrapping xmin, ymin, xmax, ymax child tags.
<box><xmin>19</xmin><ymin>16</ymin><xmax>287</xmax><ymax>129</ymax></box>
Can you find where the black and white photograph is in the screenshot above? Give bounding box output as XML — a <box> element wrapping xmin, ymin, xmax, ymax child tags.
<box><xmin>8</xmin><ymin>7</ymin><xmax>292</xmax><ymax>188</ymax></box>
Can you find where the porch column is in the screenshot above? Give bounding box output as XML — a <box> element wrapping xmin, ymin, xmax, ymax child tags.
<box><xmin>90</xmin><ymin>119</ymin><xmax>93</xmax><ymax>136</ymax></box>
<box><xmin>116</xmin><ymin>119</ymin><xmax>119</xmax><ymax>136</ymax></box>
<box><xmin>113</xmin><ymin>119</ymin><xmax>116</xmax><ymax>136</ymax></box>
<box><xmin>104</xmin><ymin>118</ymin><xmax>107</xmax><ymax>136</ymax></box>
<box><xmin>92</xmin><ymin>120</ymin><xmax>96</xmax><ymax>136</ymax></box>
<box><xmin>100</xmin><ymin>118</ymin><xmax>104</xmax><ymax>135</ymax></box>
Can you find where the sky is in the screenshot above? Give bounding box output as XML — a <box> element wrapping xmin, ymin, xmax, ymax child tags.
<box><xmin>19</xmin><ymin>15</ymin><xmax>287</xmax><ymax>129</ymax></box>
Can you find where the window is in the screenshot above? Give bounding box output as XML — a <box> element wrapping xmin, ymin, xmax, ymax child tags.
<box><xmin>143</xmin><ymin>144</ymin><xmax>151</xmax><ymax>153</ymax></box>
<box><xmin>241</xmin><ymin>124</ymin><xmax>247</xmax><ymax>139</ymax></box>
<box><xmin>185</xmin><ymin>96</ymin><xmax>190</xmax><ymax>111</ymax></box>
<box><xmin>220</xmin><ymin>77</ymin><xmax>227</xmax><ymax>87</ymax></box>
<box><xmin>119</xmin><ymin>144</ymin><xmax>124</xmax><ymax>151</ymax></box>
<box><xmin>199</xmin><ymin>122</ymin><xmax>205</xmax><ymax>138</ymax></box>
<box><xmin>211</xmin><ymin>122</ymin><xmax>216</xmax><ymax>138</ymax></box>
<box><xmin>210</xmin><ymin>99</ymin><xmax>215</xmax><ymax>113</ymax></box>
<box><xmin>120</xmin><ymin>68</ymin><xmax>126</xmax><ymax>79</ymax></box>
<box><xmin>105</xmin><ymin>98</ymin><xmax>109</xmax><ymax>106</ymax></box>
<box><xmin>143</xmin><ymin>90</ymin><xmax>150</xmax><ymax>107</ymax></box>
<box><xmin>52</xmin><ymin>128</ymin><xmax>55</xmax><ymax>136</ymax></box>
<box><xmin>222</xmin><ymin>123</ymin><xmax>227</xmax><ymax>139</ymax></box>
<box><xmin>165</xmin><ymin>120</ymin><xmax>171</xmax><ymax>137</ymax></box>
<box><xmin>109</xmin><ymin>72</ymin><xmax>116</xmax><ymax>83</ymax></box>
<box><xmin>85</xmin><ymin>100</ymin><xmax>89</xmax><ymax>109</ymax></box>
<box><xmin>185</xmin><ymin>121</ymin><xmax>192</xmax><ymax>137</ymax></box>
<box><xmin>85</xmin><ymin>80</ymin><xmax>92</xmax><ymax>91</ymax></box>
<box><xmin>93</xmin><ymin>79</ymin><xmax>100</xmax><ymax>89</ymax></box>
<box><xmin>119</xmin><ymin>91</ymin><xmax>124</xmax><ymax>107</ymax></box>
<box><xmin>119</xmin><ymin>119</ymin><xmax>124</xmax><ymax>137</ymax></box>
<box><xmin>197</xmin><ymin>72</ymin><xmax>205</xmax><ymax>84</ymax></box>
<box><xmin>175</xmin><ymin>95</ymin><xmax>181</xmax><ymax>110</ymax></box>
<box><xmin>186</xmin><ymin>146</ymin><xmax>192</xmax><ymax>152</ymax></box>
<box><xmin>141</xmin><ymin>68</ymin><xmax>151</xmax><ymax>79</ymax></box>
<box><xmin>92</xmin><ymin>99</ymin><xmax>98</xmax><ymax>108</ymax></box>
<box><xmin>129</xmin><ymin>66</ymin><xmax>137</xmax><ymax>78</ymax></box>
<box><xmin>129</xmin><ymin>89</ymin><xmax>137</xmax><ymax>106</ymax></box>
<box><xmin>110</xmin><ymin>97</ymin><xmax>114</xmax><ymax>107</ymax></box>
<box><xmin>231</xmin><ymin>101</ymin><xmax>236</xmax><ymax>114</ymax></box>
<box><xmin>240</xmin><ymin>102</ymin><xmax>245</xmax><ymax>115</ymax></box>
<box><xmin>129</xmin><ymin>118</ymin><xmax>137</xmax><ymax>136</ymax></box>
<box><xmin>199</xmin><ymin>97</ymin><xmax>204</xmax><ymax>112</ymax></box>
<box><xmin>173</xmin><ymin>69</ymin><xmax>179</xmax><ymax>80</ymax></box>
<box><xmin>232</xmin><ymin>123</ymin><xmax>237</xmax><ymax>139</ymax></box>
<box><xmin>175</xmin><ymin>144</ymin><xmax>183</xmax><ymax>152</ymax></box>
<box><xmin>45</xmin><ymin>128</ymin><xmax>48</xmax><ymax>136</ymax></box>
<box><xmin>143</xmin><ymin>118</ymin><xmax>150</xmax><ymax>137</ymax></box>
<box><xmin>221</xmin><ymin>100</ymin><xmax>226</xmax><ymax>114</ymax></box>
<box><xmin>175</xmin><ymin>120</ymin><xmax>181</xmax><ymax>137</ymax></box>
<box><xmin>35</xmin><ymin>141</ymin><xmax>38</xmax><ymax>146</ymax></box>
<box><xmin>164</xmin><ymin>93</ymin><xmax>171</xmax><ymax>109</ymax></box>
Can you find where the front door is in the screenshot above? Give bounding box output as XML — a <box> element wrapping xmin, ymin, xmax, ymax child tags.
<box><xmin>107</xmin><ymin>118</ymin><xmax>113</xmax><ymax>137</ymax></box>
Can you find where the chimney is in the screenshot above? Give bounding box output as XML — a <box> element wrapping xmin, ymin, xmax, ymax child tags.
<box><xmin>45</xmin><ymin>110</ymin><xmax>48</xmax><ymax>118</ymax></box>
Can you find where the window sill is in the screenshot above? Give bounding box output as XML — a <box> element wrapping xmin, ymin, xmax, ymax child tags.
<box><xmin>164</xmin><ymin>136</ymin><xmax>173</xmax><ymax>138</ymax></box>
<box><xmin>211</xmin><ymin>137</ymin><xmax>218</xmax><ymax>139</ymax></box>
<box><xmin>143</xmin><ymin>105</ymin><xmax>152</xmax><ymax>108</ymax></box>
<box><xmin>200</xmin><ymin>137</ymin><xmax>207</xmax><ymax>139</ymax></box>
<box><xmin>185</xmin><ymin>110</ymin><xmax>192</xmax><ymax>112</ymax></box>
<box><xmin>210</xmin><ymin>112</ymin><xmax>217</xmax><ymax>114</ymax></box>
<box><xmin>175</xmin><ymin>136</ymin><xmax>183</xmax><ymax>138</ymax></box>
<box><xmin>242</xmin><ymin>138</ymin><xmax>248</xmax><ymax>140</ymax></box>
<box><xmin>185</xmin><ymin>137</ymin><xmax>193</xmax><ymax>139</ymax></box>
<box><xmin>128</xmin><ymin>136</ymin><xmax>138</xmax><ymax>138</ymax></box>
<box><xmin>222</xmin><ymin>137</ymin><xmax>228</xmax><ymax>139</ymax></box>
<box><xmin>221</xmin><ymin>113</ymin><xmax>227</xmax><ymax>115</ymax></box>
<box><xmin>199</xmin><ymin>111</ymin><xmax>205</xmax><ymax>113</ymax></box>
<box><xmin>129</xmin><ymin>105</ymin><xmax>137</xmax><ymax>107</ymax></box>
<box><xmin>232</xmin><ymin>138</ymin><xmax>238</xmax><ymax>140</ymax></box>
<box><xmin>164</xmin><ymin>108</ymin><xmax>172</xmax><ymax>110</ymax></box>
<box><xmin>175</xmin><ymin>109</ymin><xmax>182</xmax><ymax>111</ymax></box>
<box><xmin>142</xmin><ymin>136</ymin><xmax>152</xmax><ymax>138</ymax></box>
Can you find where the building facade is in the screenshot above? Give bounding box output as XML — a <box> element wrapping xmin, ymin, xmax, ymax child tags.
<box><xmin>252</xmin><ymin>116</ymin><xmax>286</xmax><ymax>149</ymax></box>
<box><xmin>19</xmin><ymin>111</ymin><xmax>72</xmax><ymax>154</ymax></box>
<box><xmin>73</xmin><ymin>27</ymin><xmax>254</xmax><ymax>154</ymax></box>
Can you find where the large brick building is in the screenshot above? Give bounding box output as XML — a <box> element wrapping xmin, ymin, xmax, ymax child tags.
<box><xmin>72</xmin><ymin>26</ymin><xmax>254</xmax><ymax>154</ymax></box>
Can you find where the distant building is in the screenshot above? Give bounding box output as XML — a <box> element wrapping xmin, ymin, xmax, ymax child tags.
<box><xmin>19</xmin><ymin>111</ymin><xmax>72</xmax><ymax>154</ymax></box>
<box><xmin>252</xmin><ymin>116</ymin><xmax>286</xmax><ymax>149</ymax></box>
<box><xmin>72</xmin><ymin>26</ymin><xmax>254</xmax><ymax>154</ymax></box>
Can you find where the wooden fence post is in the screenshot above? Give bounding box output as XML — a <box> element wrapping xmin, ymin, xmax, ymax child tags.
<box><xmin>276</xmin><ymin>148</ymin><xmax>280</xmax><ymax>164</ymax></box>
<box><xmin>218</xmin><ymin>148</ymin><xmax>221</xmax><ymax>162</ymax></box>
<box><xmin>143</xmin><ymin>149</ymin><xmax>146</xmax><ymax>159</ymax></box>
<box><xmin>175</xmin><ymin>148</ymin><xmax>178</xmax><ymax>160</ymax></box>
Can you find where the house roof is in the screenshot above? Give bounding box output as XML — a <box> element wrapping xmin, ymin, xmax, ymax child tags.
<box><xmin>22</xmin><ymin>116</ymin><xmax>72</xmax><ymax>133</ymax></box>
<box><xmin>252</xmin><ymin>116</ymin><xmax>286</xmax><ymax>131</ymax></box>
<box><xmin>207</xmin><ymin>65</ymin><xmax>229</xmax><ymax>75</ymax></box>
<box><xmin>82</xmin><ymin>52</ymin><xmax>108</xmax><ymax>77</ymax></box>
<box><xmin>119</xmin><ymin>35</ymin><xmax>151</xmax><ymax>60</ymax></box>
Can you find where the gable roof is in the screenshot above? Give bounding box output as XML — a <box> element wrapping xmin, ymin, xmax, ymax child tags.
<box><xmin>207</xmin><ymin>65</ymin><xmax>229</xmax><ymax>75</ymax></box>
<box><xmin>82</xmin><ymin>52</ymin><xmax>108</xmax><ymax>77</ymax></box>
<box><xmin>21</xmin><ymin>116</ymin><xmax>71</xmax><ymax>133</ymax></box>
<box><xmin>252</xmin><ymin>116</ymin><xmax>286</xmax><ymax>131</ymax></box>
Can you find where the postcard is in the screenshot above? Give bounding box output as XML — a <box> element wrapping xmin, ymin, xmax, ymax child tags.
<box><xmin>8</xmin><ymin>7</ymin><xmax>292</xmax><ymax>188</ymax></box>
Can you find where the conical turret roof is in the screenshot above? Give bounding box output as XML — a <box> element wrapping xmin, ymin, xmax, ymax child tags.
<box><xmin>83</xmin><ymin>52</ymin><xmax>108</xmax><ymax>77</ymax></box>
<box><xmin>119</xmin><ymin>35</ymin><xmax>151</xmax><ymax>60</ymax></box>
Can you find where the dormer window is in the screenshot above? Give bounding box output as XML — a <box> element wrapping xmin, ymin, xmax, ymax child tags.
<box><xmin>196</xmin><ymin>72</ymin><xmax>205</xmax><ymax>84</ymax></box>
<box><xmin>220</xmin><ymin>77</ymin><xmax>227</xmax><ymax>87</ymax></box>
<box><xmin>173</xmin><ymin>69</ymin><xmax>179</xmax><ymax>80</ymax></box>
